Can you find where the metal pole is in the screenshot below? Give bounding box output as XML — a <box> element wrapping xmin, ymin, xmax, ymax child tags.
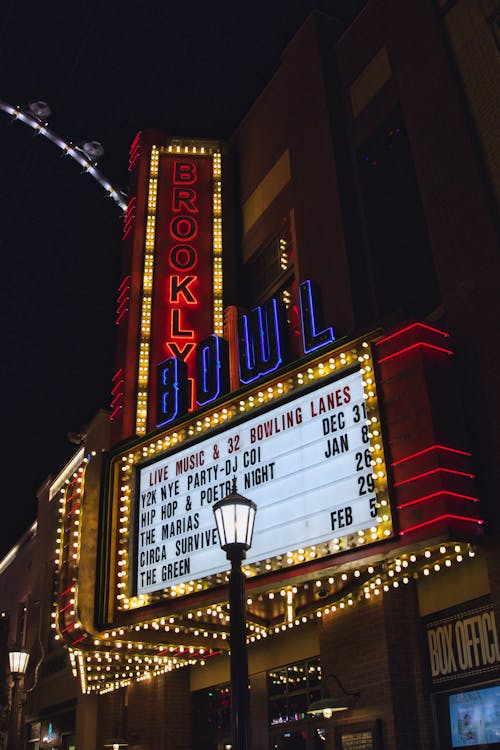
<box><xmin>228</xmin><ymin>552</ymin><xmax>251</xmax><ymax>750</ymax></box>
<box><xmin>7</xmin><ymin>676</ymin><xmax>25</xmax><ymax>750</ymax></box>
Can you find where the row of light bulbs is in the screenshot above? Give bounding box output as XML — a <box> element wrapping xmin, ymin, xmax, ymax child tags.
<box><xmin>212</xmin><ymin>156</ymin><xmax>224</xmax><ymax>337</ymax></box>
<box><xmin>48</xmin><ymin>443</ymin><xmax>471</xmax><ymax>692</ymax></box>
<box><xmin>62</xmin><ymin>539</ymin><xmax>476</xmax><ymax>694</ymax></box>
<box><xmin>50</xmin><ymin>450</ymin><xmax>211</xmax><ymax>694</ymax></box>
<box><xmin>136</xmin><ymin>146</ymin><xmax>159</xmax><ymax>434</ymax></box>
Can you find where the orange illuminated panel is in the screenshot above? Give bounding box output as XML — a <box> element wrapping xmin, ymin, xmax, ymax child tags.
<box><xmin>151</xmin><ymin>152</ymin><xmax>214</xmax><ymax>422</ymax></box>
<box><xmin>135</xmin><ymin>145</ymin><xmax>222</xmax><ymax>435</ymax></box>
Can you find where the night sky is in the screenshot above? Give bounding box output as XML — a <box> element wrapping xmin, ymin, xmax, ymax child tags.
<box><xmin>0</xmin><ymin>0</ymin><xmax>365</xmax><ymax>558</ymax></box>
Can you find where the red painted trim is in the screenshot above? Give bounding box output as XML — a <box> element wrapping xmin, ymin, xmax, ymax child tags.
<box><xmin>116</xmin><ymin>298</ymin><xmax>128</xmax><ymax>316</ymax></box>
<box><xmin>70</xmin><ymin>635</ymin><xmax>86</xmax><ymax>646</ymax></box>
<box><xmin>376</xmin><ymin>322</ymin><xmax>450</xmax><ymax>345</ymax></box>
<box><xmin>377</xmin><ymin>342</ymin><xmax>453</xmax><ymax>364</ymax></box>
<box><xmin>117</xmin><ymin>285</ymin><xmax>129</xmax><ymax>303</ymax></box>
<box><xmin>111</xmin><ymin>379</ymin><xmax>123</xmax><ymax>396</ymax></box>
<box><xmin>59</xmin><ymin>586</ymin><xmax>75</xmax><ymax>598</ymax></box>
<box><xmin>392</xmin><ymin>444</ymin><xmax>472</xmax><ymax>467</ymax></box>
<box><xmin>110</xmin><ymin>405</ymin><xmax>123</xmax><ymax>421</ymax></box>
<box><xmin>396</xmin><ymin>490</ymin><xmax>479</xmax><ymax>509</ymax></box>
<box><xmin>115</xmin><ymin>308</ymin><xmax>128</xmax><ymax>325</ymax></box>
<box><xmin>60</xmin><ymin>622</ymin><xmax>77</xmax><ymax>634</ymax></box>
<box><xmin>118</xmin><ymin>277</ymin><xmax>131</xmax><ymax>293</ymax></box>
<box><xmin>128</xmin><ymin>153</ymin><xmax>140</xmax><ymax>172</ymax></box>
<box><xmin>111</xmin><ymin>393</ymin><xmax>123</xmax><ymax>408</ymax></box>
<box><xmin>400</xmin><ymin>514</ymin><xmax>484</xmax><ymax>535</ymax></box>
<box><xmin>393</xmin><ymin>467</ymin><xmax>476</xmax><ymax>487</ymax></box>
<box><xmin>128</xmin><ymin>137</ymin><xmax>142</xmax><ymax>172</ymax></box>
<box><xmin>122</xmin><ymin>223</ymin><xmax>134</xmax><ymax>241</ymax></box>
<box><xmin>129</xmin><ymin>132</ymin><xmax>142</xmax><ymax>152</ymax></box>
<box><xmin>157</xmin><ymin>648</ymin><xmax>222</xmax><ymax>660</ymax></box>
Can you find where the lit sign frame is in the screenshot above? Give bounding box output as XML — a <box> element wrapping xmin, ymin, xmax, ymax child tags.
<box><xmin>136</xmin><ymin>366</ymin><xmax>379</xmax><ymax>594</ymax></box>
<box><xmin>135</xmin><ymin>145</ymin><xmax>222</xmax><ymax>436</ymax></box>
<box><xmin>103</xmin><ymin>335</ymin><xmax>392</xmax><ymax>618</ymax></box>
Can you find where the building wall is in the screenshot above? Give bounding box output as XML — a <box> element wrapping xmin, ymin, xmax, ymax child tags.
<box><xmin>0</xmin><ymin>524</ymin><xmax>38</xmax><ymax>750</ymax></box>
<box><xmin>230</xmin><ymin>13</ymin><xmax>356</xmax><ymax>337</ymax></box>
<box><xmin>2</xmin><ymin>2</ymin><xmax>499</xmax><ymax>750</ymax></box>
<box><xmin>319</xmin><ymin>586</ymin><xmax>434</xmax><ymax>750</ymax></box>
<box><xmin>441</xmin><ymin>0</ymin><xmax>500</xmax><ymax>209</ymax></box>
<box><xmin>225</xmin><ymin>3</ymin><xmax>500</xmax><ymax>749</ymax></box>
<box><xmin>0</xmin><ymin>413</ymin><xmax>112</xmax><ymax>750</ymax></box>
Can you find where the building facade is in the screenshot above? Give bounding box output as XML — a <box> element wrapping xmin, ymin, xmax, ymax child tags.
<box><xmin>1</xmin><ymin>1</ymin><xmax>499</xmax><ymax>749</ymax></box>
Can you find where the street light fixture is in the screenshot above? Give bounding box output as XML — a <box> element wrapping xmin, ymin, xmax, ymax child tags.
<box><xmin>8</xmin><ymin>648</ymin><xmax>29</xmax><ymax>678</ymax></box>
<box><xmin>7</xmin><ymin>646</ymin><xmax>30</xmax><ymax>750</ymax></box>
<box><xmin>307</xmin><ymin>673</ymin><xmax>360</xmax><ymax>719</ymax></box>
<box><xmin>213</xmin><ymin>480</ymin><xmax>257</xmax><ymax>750</ymax></box>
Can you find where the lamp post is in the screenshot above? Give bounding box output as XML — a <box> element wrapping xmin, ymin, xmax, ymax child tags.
<box><xmin>7</xmin><ymin>647</ymin><xmax>30</xmax><ymax>750</ymax></box>
<box><xmin>213</xmin><ymin>481</ymin><xmax>256</xmax><ymax>750</ymax></box>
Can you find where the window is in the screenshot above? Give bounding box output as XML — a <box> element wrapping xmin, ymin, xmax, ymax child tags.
<box><xmin>243</xmin><ymin>218</ymin><xmax>302</xmax><ymax>358</ymax></box>
<box><xmin>192</xmin><ymin>683</ymin><xmax>231</xmax><ymax>749</ymax></box>
<box><xmin>357</xmin><ymin>111</ymin><xmax>440</xmax><ymax>319</ymax></box>
<box><xmin>17</xmin><ymin>603</ymin><xmax>28</xmax><ymax>647</ymax></box>
<box><xmin>490</xmin><ymin>8</ymin><xmax>500</xmax><ymax>54</ymax></box>
<box><xmin>243</xmin><ymin>219</ymin><xmax>295</xmax><ymax>307</ymax></box>
<box><xmin>268</xmin><ymin>658</ymin><xmax>322</xmax><ymax>726</ymax></box>
<box><xmin>433</xmin><ymin>682</ymin><xmax>500</xmax><ymax>749</ymax></box>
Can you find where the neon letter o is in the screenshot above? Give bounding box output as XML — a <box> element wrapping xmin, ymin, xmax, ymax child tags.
<box><xmin>169</xmin><ymin>245</ymin><xmax>198</xmax><ymax>271</ymax></box>
<box><xmin>170</xmin><ymin>215</ymin><xmax>198</xmax><ymax>240</ymax></box>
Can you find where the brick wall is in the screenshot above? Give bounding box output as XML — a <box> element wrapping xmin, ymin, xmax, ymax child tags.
<box><xmin>96</xmin><ymin>690</ymin><xmax>122</xmax><ymax>749</ymax></box>
<box><xmin>383</xmin><ymin>584</ymin><xmax>434</xmax><ymax>749</ymax></box>
<box><xmin>319</xmin><ymin>582</ymin><xmax>434</xmax><ymax>749</ymax></box>
<box><xmin>126</xmin><ymin>669</ymin><xmax>191</xmax><ymax>750</ymax></box>
<box><xmin>444</xmin><ymin>0</ymin><xmax>500</xmax><ymax>209</ymax></box>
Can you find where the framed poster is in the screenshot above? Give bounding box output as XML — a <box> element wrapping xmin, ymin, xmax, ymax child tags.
<box><xmin>335</xmin><ymin>721</ymin><xmax>382</xmax><ymax>750</ymax></box>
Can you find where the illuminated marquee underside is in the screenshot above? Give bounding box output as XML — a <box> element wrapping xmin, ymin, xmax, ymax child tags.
<box><xmin>54</xmin><ymin>323</ymin><xmax>484</xmax><ymax>694</ymax></box>
<box><xmin>53</xmin><ymin>438</ymin><xmax>479</xmax><ymax>696</ymax></box>
<box><xmin>64</xmin><ymin>526</ymin><xmax>478</xmax><ymax>694</ymax></box>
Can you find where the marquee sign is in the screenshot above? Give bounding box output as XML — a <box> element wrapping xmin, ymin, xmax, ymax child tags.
<box><xmin>100</xmin><ymin>329</ymin><xmax>392</xmax><ymax>616</ymax></box>
<box><xmin>136</xmin><ymin>365</ymin><xmax>385</xmax><ymax>594</ymax></box>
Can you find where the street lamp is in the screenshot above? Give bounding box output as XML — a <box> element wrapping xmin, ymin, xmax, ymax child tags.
<box><xmin>213</xmin><ymin>480</ymin><xmax>257</xmax><ymax>750</ymax></box>
<box><xmin>307</xmin><ymin>673</ymin><xmax>360</xmax><ymax>719</ymax></box>
<box><xmin>7</xmin><ymin>646</ymin><xmax>30</xmax><ymax>750</ymax></box>
<box><xmin>8</xmin><ymin>649</ymin><xmax>29</xmax><ymax>678</ymax></box>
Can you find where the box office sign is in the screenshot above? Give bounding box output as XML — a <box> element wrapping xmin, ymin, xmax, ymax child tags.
<box><xmin>426</xmin><ymin>597</ymin><xmax>500</xmax><ymax>687</ymax></box>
